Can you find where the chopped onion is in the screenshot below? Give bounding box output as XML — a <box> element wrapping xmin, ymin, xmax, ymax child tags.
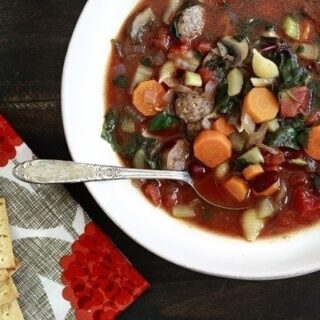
<box><xmin>257</xmin><ymin>143</ymin><xmax>279</xmax><ymax>155</ymax></box>
<box><xmin>154</xmin><ymin>50</ymin><xmax>166</xmax><ymax>66</ymax></box>
<box><xmin>202</xmin><ymin>111</ymin><xmax>218</xmax><ymax>129</ymax></box>
<box><xmin>307</xmin><ymin>158</ymin><xmax>318</xmax><ymax>172</ymax></box>
<box><xmin>130</xmin><ymin>64</ymin><xmax>153</xmax><ymax>93</ymax></box>
<box><xmin>162</xmin><ymin>89</ymin><xmax>175</xmax><ymax>105</ymax></box>
<box><xmin>113</xmin><ymin>63</ymin><xmax>126</xmax><ymax>76</ymax></box>
<box><xmin>163</xmin><ymin>78</ymin><xmax>193</xmax><ymax>93</ymax></box>
<box><xmin>237</xmin><ymin>112</ymin><xmax>256</xmax><ymax>135</ymax></box>
<box><xmin>228</xmin><ymin>111</ymin><xmax>240</xmax><ymax>126</ymax></box>
<box><xmin>174</xmin><ymin>58</ymin><xmax>199</xmax><ymax>72</ymax></box>
<box><xmin>275</xmin><ymin>179</ymin><xmax>288</xmax><ymax>207</ymax></box>
<box><xmin>124</xmin><ymin>105</ymin><xmax>146</xmax><ymax>122</ymax></box>
<box><xmin>132</xmin><ymin>44</ymin><xmax>146</xmax><ymax>54</ymax></box>
<box><xmin>248</xmin><ymin>124</ymin><xmax>268</xmax><ymax>147</ymax></box>
<box><xmin>111</xmin><ymin>39</ymin><xmax>126</xmax><ymax>58</ymax></box>
<box><xmin>202</xmin><ymin>52</ymin><xmax>215</xmax><ymax>66</ymax></box>
<box><xmin>202</xmin><ymin>80</ymin><xmax>218</xmax><ymax>101</ymax></box>
<box><xmin>163</xmin><ymin>0</ymin><xmax>184</xmax><ymax>25</ymax></box>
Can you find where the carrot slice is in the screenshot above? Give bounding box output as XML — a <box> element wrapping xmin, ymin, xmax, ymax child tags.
<box><xmin>224</xmin><ymin>176</ymin><xmax>249</xmax><ymax>202</ymax></box>
<box><xmin>243</xmin><ymin>88</ymin><xmax>279</xmax><ymax>123</ymax></box>
<box><xmin>212</xmin><ymin>117</ymin><xmax>235</xmax><ymax>136</ymax></box>
<box><xmin>194</xmin><ymin>130</ymin><xmax>232</xmax><ymax>168</ymax></box>
<box><xmin>253</xmin><ymin>180</ymin><xmax>280</xmax><ymax>197</ymax></box>
<box><xmin>305</xmin><ymin>125</ymin><xmax>320</xmax><ymax>160</ymax></box>
<box><xmin>132</xmin><ymin>80</ymin><xmax>166</xmax><ymax>116</ymax></box>
<box><xmin>243</xmin><ymin>164</ymin><xmax>264</xmax><ymax>181</ymax></box>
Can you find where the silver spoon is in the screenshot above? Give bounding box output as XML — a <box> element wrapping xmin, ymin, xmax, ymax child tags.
<box><xmin>13</xmin><ymin>160</ymin><xmax>251</xmax><ymax>210</ymax></box>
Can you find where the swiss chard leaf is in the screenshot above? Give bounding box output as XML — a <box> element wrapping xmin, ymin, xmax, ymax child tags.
<box><xmin>314</xmin><ymin>174</ymin><xmax>320</xmax><ymax>191</ymax></box>
<box><xmin>148</xmin><ymin>112</ymin><xmax>179</xmax><ymax>132</ymax></box>
<box><xmin>102</xmin><ymin>111</ymin><xmax>156</xmax><ymax>159</ymax></box>
<box><xmin>265</xmin><ymin>117</ymin><xmax>305</xmax><ymax>150</ymax></box>
<box><xmin>216</xmin><ymin>83</ymin><xmax>241</xmax><ymax>114</ymax></box>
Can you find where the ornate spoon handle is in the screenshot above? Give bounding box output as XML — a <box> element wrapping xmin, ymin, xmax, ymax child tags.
<box><xmin>13</xmin><ymin>160</ymin><xmax>192</xmax><ymax>184</ymax></box>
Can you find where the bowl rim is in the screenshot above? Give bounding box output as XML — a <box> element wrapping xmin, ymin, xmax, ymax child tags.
<box><xmin>61</xmin><ymin>0</ymin><xmax>320</xmax><ymax>280</ymax></box>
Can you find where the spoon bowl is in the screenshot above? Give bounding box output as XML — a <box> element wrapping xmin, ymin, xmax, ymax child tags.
<box><xmin>13</xmin><ymin>160</ymin><xmax>251</xmax><ymax>210</ymax></box>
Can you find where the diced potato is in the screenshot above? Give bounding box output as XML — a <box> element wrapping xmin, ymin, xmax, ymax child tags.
<box><xmin>184</xmin><ymin>71</ymin><xmax>202</xmax><ymax>87</ymax></box>
<box><xmin>172</xmin><ymin>205</ymin><xmax>196</xmax><ymax>218</ymax></box>
<box><xmin>251</xmin><ymin>77</ymin><xmax>274</xmax><ymax>88</ymax></box>
<box><xmin>266</xmin><ymin>119</ymin><xmax>280</xmax><ymax>133</ymax></box>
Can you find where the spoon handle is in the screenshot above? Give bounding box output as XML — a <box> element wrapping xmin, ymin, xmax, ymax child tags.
<box><xmin>13</xmin><ymin>160</ymin><xmax>192</xmax><ymax>184</ymax></box>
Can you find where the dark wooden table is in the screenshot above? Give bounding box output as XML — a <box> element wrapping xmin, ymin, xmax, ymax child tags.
<box><xmin>1</xmin><ymin>1</ymin><xmax>319</xmax><ymax>319</ymax></box>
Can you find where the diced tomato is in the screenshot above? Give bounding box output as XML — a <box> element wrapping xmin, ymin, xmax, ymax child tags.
<box><xmin>289</xmin><ymin>172</ymin><xmax>309</xmax><ymax>187</ymax></box>
<box><xmin>143</xmin><ymin>183</ymin><xmax>162</xmax><ymax>206</ymax></box>
<box><xmin>194</xmin><ymin>42</ymin><xmax>212</xmax><ymax>53</ymax></box>
<box><xmin>169</xmin><ymin>41</ymin><xmax>191</xmax><ymax>55</ymax></box>
<box><xmin>305</xmin><ymin>110</ymin><xmax>320</xmax><ymax>126</ymax></box>
<box><xmin>152</xmin><ymin>28</ymin><xmax>171</xmax><ymax>51</ymax></box>
<box><xmin>277</xmin><ymin>209</ymin><xmax>297</xmax><ymax>228</ymax></box>
<box><xmin>198</xmin><ymin>67</ymin><xmax>216</xmax><ymax>84</ymax></box>
<box><xmin>264</xmin><ymin>151</ymin><xmax>285</xmax><ymax>167</ymax></box>
<box><xmin>280</xmin><ymin>86</ymin><xmax>310</xmax><ymax>118</ymax></box>
<box><xmin>291</xmin><ymin>186</ymin><xmax>320</xmax><ymax>222</ymax></box>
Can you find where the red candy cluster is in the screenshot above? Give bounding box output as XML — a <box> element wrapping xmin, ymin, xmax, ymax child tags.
<box><xmin>60</xmin><ymin>223</ymin><xmax>149</xmax><ymax>320</ymax></box>
<box><xmin>0</xmin><ymin>114</ymin><xmax>22</xmax><ymax>166</ymax></box>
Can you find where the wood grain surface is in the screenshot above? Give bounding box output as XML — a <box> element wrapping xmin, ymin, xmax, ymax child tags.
<box><xmin>0</xmin><ymin>1</ymin><xmax>319</xmax><ymax>319</ymax></box>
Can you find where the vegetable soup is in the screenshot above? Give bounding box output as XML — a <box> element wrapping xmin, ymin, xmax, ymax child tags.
<box><xmin>103</xmin><ymin>0</ymin><xmax>320</xmax><ymax>241</ymax></box>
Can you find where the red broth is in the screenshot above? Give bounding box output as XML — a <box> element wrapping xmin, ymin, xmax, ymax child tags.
<box><xmin>105</xmin><ymin>0</ymin><xmax>320</xmax><ymax>240</ymax></box>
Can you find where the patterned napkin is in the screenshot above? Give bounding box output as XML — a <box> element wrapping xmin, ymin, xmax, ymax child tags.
<box><xmin>0</xmin><ymin>114</ymin><xmax>149</xmax><ymax>319</ymax></box>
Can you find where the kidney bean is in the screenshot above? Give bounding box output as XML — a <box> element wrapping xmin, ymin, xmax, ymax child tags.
<box><xmin>189</xmin><ymin>163</ymin><xmax>207</xmax><ymax>179</ymax></box>
<box><xmin>251</xmin><ymin>171</ymin><xmax>280</xmax><ymax>193</ymax></box>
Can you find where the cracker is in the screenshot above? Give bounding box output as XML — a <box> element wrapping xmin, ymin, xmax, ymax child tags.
<box><xmin>0</xmin><ymin>200</ymin><xmax>15</xmax><ymax>269</ymax></box>
<box><xmin>0</xmin><ymin>300</ymin><xmax>24</xmax><ymax>320</ymax></box>
<box><xmin>0</xmin><ymin>278</ymin><xmax>18</xmax><ymax>306</ymax></box>
<box><xmin>0</xmin><ymin>258</ymin><xmax>23</xmax><ymax>285</ymax></box>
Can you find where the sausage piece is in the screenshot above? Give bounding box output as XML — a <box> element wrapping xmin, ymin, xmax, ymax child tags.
<box><xmin>177</xmin><ymin>5</ymin><xmax>205</xmax><ymax>40</ymax></box>
<box><xmin>162</xmin><ymin>139</ymin><xmax>190</xmax><ymax>171</ymax></box>
<box><xmin>175</xmin><ymin>92</ymin><xmax>213</xmax><ymax>124</ymax></box>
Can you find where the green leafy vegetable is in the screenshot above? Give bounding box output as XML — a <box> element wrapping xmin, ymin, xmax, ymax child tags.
<box><xmin>279</xmin><ymin>51</ymin><xmax>309</xmax><ymax>87</ymax></box>
<box><xmin>266</xmin><ymin>117</ymin><xmax>305</xmax><ymax>150</ymax></box>
<box><xmin>313</xmin><ymin>174</ymin><xmax>320</xmax><ymax>191</ymax></box>
<box><xmin>101</xmin><ymin>111</ymin><xmax>158</xmax><ymax>166</ymax></box>
<box><xmin>148</xmin><ymin>112</ymin><xmax>179</xmax><ymax>132</ymax></box>
<box><xmin>216</xmin><ymin>82</ymin><xmax>241</xmax><ymax>114</ymax></box>
<box><xmin>141</xmin><ymin>56</ymin><xmax>153</xmax><ymax>67</ymax></box>
<box><xmin>112</xmin><ymin>75</ymin><xmax>128</xmax><ymax>88</ymax></box>
<box><xmin>308</xmin><ymin>80</ymin><xmax>320</xmax><ymax>108</ymax></box>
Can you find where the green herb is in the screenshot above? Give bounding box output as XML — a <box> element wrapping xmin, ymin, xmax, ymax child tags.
<box><xmin>296</xmin><ymin>45</ymin><xmax>305</xmax><ymax>54</ymax></box>
<box><xmin>313</xmin><ymin>174</ymin><xmax>320</xmax><ymax>191</ymax></box>
<box><xmin>233</xmin><ymin>158</ymin><xmax>248</xmax><ymax>172</ymax></box>
<box><xmin>141</xmin><ymin>56</ymin><xmax>153</xmax><ymax>67</ymax></box>
<box><xmin>194</xmin><ymin>50</ymin><xmax>203</xmax><ymax>60</ymax></box>
<box><xmin>148</xmin><ymin>112</ymin><xmax>179</xmax><ymax>132</ymax></box>
<box><xmin>315</xmin><ymin>34</ymin><xmax>320</xmax><ymax>45</ymax></box>
<box><xmin>205</xmin><ymin>57</ymin><xmax>225</xmax><ymax>70</ymax></box>
<box><xmin>266</xmin><ymin>117</ymin><xmax>305</xmax><ymax>150</ymax></box>
<box><xmin>112</xmin><ymin>75</ymin><xmax>128</xmax><ymax>88</ymax></box>
<box><xmin>236</xmin><ymin>17</ymin><xmax>273</xmax><ymax>40</ymax></box>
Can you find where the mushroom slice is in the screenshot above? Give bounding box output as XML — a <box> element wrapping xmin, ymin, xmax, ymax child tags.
<box><xmin>130</xmin><ymin>8</ymin><xmax>155</xmax><ymax>43</ymax></box>
<box><xmin>222</xmin><ymin>36</ymin><xmax>249</xmax><ymax>67</ymax></box>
